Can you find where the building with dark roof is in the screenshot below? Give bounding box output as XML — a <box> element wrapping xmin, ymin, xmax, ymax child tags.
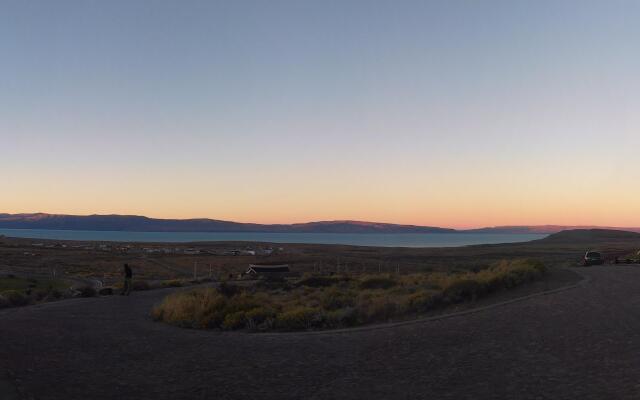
<box><xmin>246</xmin><ymin>264</ymin><xmax>290</xmax><ymax>275</ymax></box>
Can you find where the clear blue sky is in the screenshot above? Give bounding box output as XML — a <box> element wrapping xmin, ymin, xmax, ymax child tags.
<box><xmin>1</xmin><ymin>1</ymin><xmax>639</xmax><ymax>227</ymax></box>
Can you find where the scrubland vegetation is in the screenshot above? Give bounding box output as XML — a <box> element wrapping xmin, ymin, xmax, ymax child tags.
<box><xmin>0</xmin><ymin>276</ymin><xmax>71</xmax><ymax>308</ymax></box>
<box><xmin>152</xmin><ymin>259</ymin><xmax>547</xmax><ymax>331</ymax></box>
<box><xmin>0</xmin><ymin>273</ymin><xmax>219</xmax><ymax>309</ymax></box>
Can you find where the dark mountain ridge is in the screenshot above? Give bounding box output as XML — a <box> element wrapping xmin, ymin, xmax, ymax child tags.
<box><xmin>1</xmin><ymin>213</ymin><xmax>639</xmax><ymax>235</ymax></box>
<box><xmin>537</xmin><ymin>229</ymin><xmax>640</xmax><ymax>243</ymax></box>
<box><xmin>0</xmin><ymin>213</ymin><xmax>454</xmax><ymax>233</ymax></box>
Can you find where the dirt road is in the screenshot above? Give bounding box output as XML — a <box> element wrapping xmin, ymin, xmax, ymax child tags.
<box><xmin>1</xmin><ymin>266</ymin><xmax>639</xmax><ymax>399</ymax></box>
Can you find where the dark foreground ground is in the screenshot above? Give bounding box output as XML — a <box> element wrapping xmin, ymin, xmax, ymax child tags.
<box><xmin>3</xmin><ymin>265</ymin><xmax>640</xmax><ymax>399</ymax></box>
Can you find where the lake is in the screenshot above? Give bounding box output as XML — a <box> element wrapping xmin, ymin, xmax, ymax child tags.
<box><xmin>0</xmin><ymin>229</ymin><xmax>547</xmax><ymax>248</ymax></box>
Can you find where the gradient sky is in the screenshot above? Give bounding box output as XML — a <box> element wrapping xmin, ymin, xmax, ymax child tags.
<box><xmin>1</xmin><ymin>0</ymin><xmax>639</xmax><ymax>228</ymax></box>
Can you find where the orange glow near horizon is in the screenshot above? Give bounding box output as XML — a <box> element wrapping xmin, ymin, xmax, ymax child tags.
<box><xmin>4</xmin><ymin>167</ymin><xmax>640</xmax><ymax>229</ymax></box>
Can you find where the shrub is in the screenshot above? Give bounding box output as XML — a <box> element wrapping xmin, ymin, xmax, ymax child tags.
<box><xmin>152</xmin><ymin>259</ymin><xmax>547</xmax><ymax>332</ymax></box>
<box><xmin>478</xmin><ymin>259</ymin><xmax>546</xmax><ymax>292</ymax></box>
<box><xmin>442</xmin><ymin>279</ymin><xmax>485</xmax><ymax>303</ymax></box>
<box><xmin>320</xmin><ymin>287</ymin><xmax>355</xmax><ymax>310</ymax></box>
<box><xmin>356</xmin><ymin>293</ymin><xmax>398</xmax><ymax>322</ymax></box>
<box><xmin>224</xmin><ymin>292</ymin><xmax>263</xmax><ymax>314</ymax></box>
<box><xmin>358</xmin><ymin>275</ymin><xmax>396</xmax><ymax>290</ymax></box>
<box><xmin>77</xmin><ymin>286</ymin><xmax>97</xmax><ymax>298</ymax></box>
<box><xmin>222</xmin><ymin>311</ymin><xmax>247</xmax><ymax>330</ymax></box>
<box><xmin>0</xmin><ymin>294</ymin><xmax>9</xmax><ymax>308</ymax></box>
<box><xmin>33</xmin><ymin>289</ymin><xmax>50</xmax><ymax>301</ymax></box>
<box><xmin>152</xmin><ymin>288</ymin><xmax>226</xmax><ymax>328</ymax></box>
<box><xmin>405</xmin><ymin>290</ymin><xmax>441</xmax><ymax>312</ymax></box>
<box><xmin>217</xmin><ymin>282</ymin><xmax>242</xmax><ymax>298</ymax></box>
<box><xmin>46</xmin><ymin>288</ymin><xmax>64</xmax><ymax>300</ymax></box>
<box><xmin>324</xmin><ymin>307</ymin><xmax>358</xmax><ymax>328</ymax></box>
<box><xmin>162</xmin><ymin>279</ymin><xmax>183</xmax><ymax>288</ymax></box>
<box><xmin>98</xmin><ymin>287</ymin><xmax>114</xmax><ymax>296</ymax></box>
<box><xmin>3</xmin><ymin>290</ymin><xmax>29</xmax><ymax>306</ymax></box>
<box><xmin>244</xmin><ymin>307</ymin><xmax>277</xmax><ymax>330</ymax></box>
<box><xmin>297</xmin><ymin>275</ymin><xmax>345</xmax><ymax>288</ymax></box>
<box><xmin>276</xmin><ymin>307</ymin><xmax>321</xmax><ymax>330</ymax></box>
<box><xmin>33</xmin><ymin>288</ymin><xmax>65</xmax><ymax>302</ymax></box>
<box><xmin>256</xmin><ymin>276</ymin><xmax>291</xmax><ymax>291</ymax></box>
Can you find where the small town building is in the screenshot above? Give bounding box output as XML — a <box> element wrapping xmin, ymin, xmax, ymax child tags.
<box><xmin>245</xmin><ymin>264</ymin><xmax>290</xmax><ymax>275</ymax></box>
<box><xmin>256</xmin><ymin>248</ymin><xmax>274</xmax><ymax>256</ymax></box>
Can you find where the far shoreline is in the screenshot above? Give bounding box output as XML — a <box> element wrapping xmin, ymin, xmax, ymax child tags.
<box><xmin>0</xmin><ymin>228</ymin><xmax>548</xmax><ymax>248</ymax></box>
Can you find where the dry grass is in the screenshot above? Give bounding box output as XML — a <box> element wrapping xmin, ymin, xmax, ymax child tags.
<box><xmin>152</xmin><ymin>259</ymin><xmax>547</xmax><ymax>331</ymax></box>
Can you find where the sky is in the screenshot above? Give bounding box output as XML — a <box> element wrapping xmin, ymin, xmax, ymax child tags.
<box><xmin>1</xmin><ymin>0</ymin><xmax>639</xmax><ymax>228</ymax></box>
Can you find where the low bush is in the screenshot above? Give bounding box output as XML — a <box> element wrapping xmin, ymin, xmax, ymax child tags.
<box><xmin>152</xmin><ymin>288</ymin><xmax>276</xmax><ymax>330</ymax></box>
<box><xmin>99</xmin><ymin>287</ymin><xmax>115</xmax><ymax>296</ymax></box>
<box><xmin>297</xmin><ymin>275</ymin><xmax>345</xmax><ymax>288</ymax></box>
<box><xmin>33</xmin><ymin>289</ymin><xmax>51</xmax><ymax>301</ymax></box>
<box><xmin>153</xmin><ymin>288</ymin><xmax>219</xmax><ymax>328</ymax></box>
<box><xmin>320</xmin><ymin>287</ymin><xmax>355</xmax><ymax>310</ymax></box>
<box><xmin>0</xmin><ymin>294</ymin><xmax>10</xmax><ymax>309</ymax></box>
<box><xmin>162</xmin><ymin>279</ymin><xmax>184</xmax><ymax>288</ymax></box>
<box><xmin>245</xmin><ymin>307</ymin><xmax>278</xmax><ymax>331</ymax></box>
<box><xmin>77</xmin><ymin>286</ymin><xmax>97</xmax><ymax>298</ymax></box>
<box><xmin>405</xmin><ymin>290</ymin><xmax>442</xmax><ymax>313</ymax></box>
<box><xmin>256</xmin><ymin>276</ymin><xmax>292</xmax><ymax>291</ymax></box>
<box><xmin>222</xmin><ymin>311</ymin><xmax>247</xmax><ymax>330</ymax></box>
<box><xmin>153</xmin><ymin>259</ymin><xmax>547</xmax><ymax>332</ymax></box>
<box><xmin>2</xmin><ymin>290</ymin><xmax>30</xmax><ymax>307</ymax></box>
<box><xmin>356</xmin><ymin>293</ymin><xmax>399</xmax><ymax>322</ymax></box>
<box><xmin>324</xmin><ymin>307</ymin><xmax>358</xmax><ymax>328</ymax></box>
<box><xmin>358</xmin><ymin>275</ymin><xmax>397</xmax><ymax>290</ymax></box>
<box><xmin>276</xmin><ymin>307</ymin><xmax>321</xmax><ymax>330</ymax></box>
<box><xmin>217</xmin><ymin>282</ymin><xmax>242</xmax><ymax>298</ymax></box>
<box><xmin>442</xmin><ymin>279</ymin><xmax>485</xmax><ymax>302</ymax></box>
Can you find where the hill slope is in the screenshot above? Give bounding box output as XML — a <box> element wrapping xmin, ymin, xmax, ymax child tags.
<box><xmin>467</xmin><ymin>225</ymin><xmax>640</xmax><ymax>234</ymax></box>
<box><xmin>536</xmin><ymin>229</ymin><xmax>640</xmax><ymax>244</ymax></box>
<box><xmin>0</xmin><ymin>213</ymin><xmax>455</xmax><ymax>234</ymax></box>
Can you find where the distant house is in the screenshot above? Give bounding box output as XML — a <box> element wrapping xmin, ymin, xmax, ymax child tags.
<box><xmin>245</xmin><ymin>264</ymin><xmax>290</xmax><ymax>275</ymax></box>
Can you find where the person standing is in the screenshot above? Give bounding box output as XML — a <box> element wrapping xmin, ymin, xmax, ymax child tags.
<box><xmin>122</xmin><ymin>263</ymin><xmax>133</xmax><ymax>295</ymax></box>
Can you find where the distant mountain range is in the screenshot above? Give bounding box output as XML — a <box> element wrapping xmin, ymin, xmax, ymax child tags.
<box><xmin>0</xmin><ymin>213</ymin><xmax>453</xmax><ymax>234</ymax></box>
<box><xmin>1</xmin><ymin>213</ymin><xmax>639</xmax><ymax>234</ymax></box>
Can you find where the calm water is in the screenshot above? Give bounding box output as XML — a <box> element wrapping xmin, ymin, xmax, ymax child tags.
<box><xmin>0</xmin><ymin>229</ymin><xmax>547</xmax><ymax>248</ymax></box>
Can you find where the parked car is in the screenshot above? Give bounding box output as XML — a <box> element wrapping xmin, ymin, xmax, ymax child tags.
<box><xmin>583</xmin><ymin>251</ymin><xmax>604</xmax><ymax>266</ymax></box>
